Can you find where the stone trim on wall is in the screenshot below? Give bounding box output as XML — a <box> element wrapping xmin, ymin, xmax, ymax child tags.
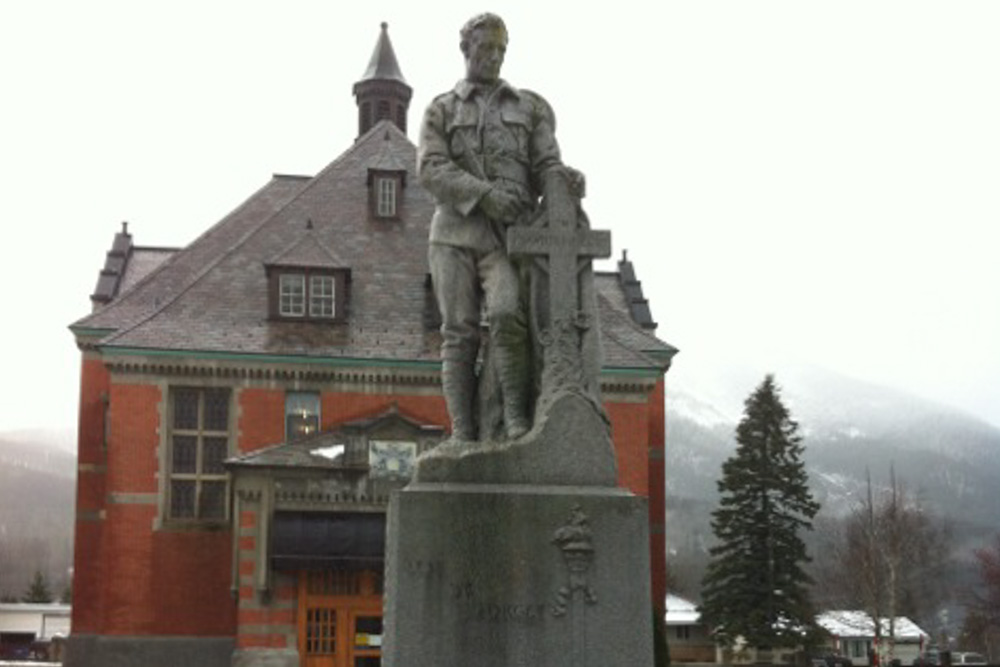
<box><xmin>98</xmin><ymin>352</ymin><xmax>660</xmax><ymax>399</ymax></box>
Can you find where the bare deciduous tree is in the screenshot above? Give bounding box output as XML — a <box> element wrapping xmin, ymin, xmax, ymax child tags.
<box><xmin>964</xmin><ymin>534</ymin><xmax>1000</xmax><ymax>660</ymax></box>
<box><xmin>813</xmin><ymin>469</ymin><xmax>949</xmax><ymax>663</ymax></box>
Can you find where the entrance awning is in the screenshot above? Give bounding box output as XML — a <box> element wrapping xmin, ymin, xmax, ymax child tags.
<box><xmin>271</xmin><ymin>511</ymin><xmax>385</xmax><ymax>571</ymax></box>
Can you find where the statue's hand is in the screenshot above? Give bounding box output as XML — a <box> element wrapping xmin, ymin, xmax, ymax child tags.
<box><xmin>565</xmin><ymin>166</ymin><xmax>586</xmax><ymax>199</ymax></box>
<box><xmin>480</xmin><ymin>187</ymin><xmax>525</xmax><ymax>225</ymax></box>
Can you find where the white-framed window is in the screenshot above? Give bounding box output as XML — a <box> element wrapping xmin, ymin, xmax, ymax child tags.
<box><xmin>377</xmin><ymin>178</ymin><xmax>397</xmax><ymax>218</ymax></box>
<box><xmin>279</xmin><ymin>273</ymin><xmax>306</xmax><ymax>317</ymax></box>
<box><xmin>167</xmin><ymin>387</ymin><xmax>231</xmax><ymax>522</ymax></box>
<box><xmin>286</xmin><ymin>391</ymin><xmax>321</xmax><ymax>441</ymax></box>
<box><xmin>309</xmin><ymin>275</ymin><xmax>335</xmax><ymax>318</ymax></box>
<box><xmin>272</xmin><ymin>269</ymin><xmax>342</xmax><ymax>321</ymax></box>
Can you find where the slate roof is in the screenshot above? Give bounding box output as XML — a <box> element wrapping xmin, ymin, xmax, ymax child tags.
<box><xmin>118</xmin><ymin>247</ymin><xmax>176</xmax><ymax>293</ymax></box>
<box><xmin>74</xmin><ymin>121</ymin><xmax>675</xmax><ymax>371</ymax></box>
<box><xmin>90</xmin><ymin>222</ymin><xmax>178</xmax><ymax>306</ymax></box>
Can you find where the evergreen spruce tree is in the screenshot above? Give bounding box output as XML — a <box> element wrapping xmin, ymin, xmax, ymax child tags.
<box><xmin>700</xmin><ymin>375</ymin><xmax>820</xmax><ymax>650</ymax></box>
<box><xmin>22</xmin><ymin>570</ymin><xmax>54</xmax><ymax>603</ymax></box>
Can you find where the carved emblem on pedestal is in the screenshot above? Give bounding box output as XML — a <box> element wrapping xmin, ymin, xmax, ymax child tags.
<box><xmin>551</xmin><ymin>505</ymin><xmax>597</xmax><ymax>617</ymax></box>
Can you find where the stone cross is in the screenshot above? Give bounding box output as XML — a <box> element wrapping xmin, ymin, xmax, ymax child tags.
<box><xmin>507</xmin><ymin>175</ymin><xmax>610</xmax><ymax>393</ymax></box>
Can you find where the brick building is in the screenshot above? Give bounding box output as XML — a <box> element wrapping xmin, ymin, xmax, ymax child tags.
<box><xmin>67</xmin><ymin>24</ymin><xmax>676</xmax><ymax>667</ymax></box>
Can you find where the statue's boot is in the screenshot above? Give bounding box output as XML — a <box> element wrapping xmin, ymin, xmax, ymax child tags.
<box><xmin>442</xmin><ymin>359</ymin><xmax>477</xmax><ymax>441</ymax></box>
<box><xmin>494</xmin><ymin>344</ymin><xmax>531</xmax><ymax>440</ymax></box>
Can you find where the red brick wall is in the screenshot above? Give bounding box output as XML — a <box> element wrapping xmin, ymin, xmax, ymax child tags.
<box><xmin>238</xmin><ymin>388</ymin><xmax>285</xmax><ymax>453</ymax></box>
<box><xmin>605</xmin><ymin>380</ymin><xmax>669</xmax><ymax>612</ymax></box>
<box><xmin>606</xmin><ymin>399</ymin><xmax>651</xmax><ymax>497</ymax></box>
<box><xmin>101</xmin><ymin>503</ymin><xmax>157</xmax><ymax>633</ymax></box>
<box><xmin>98</xmin><ymin>503</ymin><xmax>236</xmax><ymax>636</ymax></box>
<box><xmin>77</xmin><ymin>356</ymin><xmax>109</xmax><ymax>467</ymax></box>
<box><xmin>107</xmin><ymin>383</ymin><xmax>160</xmax><ymax>493</ymax></box>
<box><xmin>71</xmin><ymin>355</ymin><xmax>110</xmax><ymax>634</ymax></box>
<box><xmin>151</xmin><ymin>529</ymin><xmax>237</xmax><ymax>634</ymax></box>
<box><xmin>90</xmin><ymin>380</ymin><xmax>237</xmax><ymax>636</ymax></box>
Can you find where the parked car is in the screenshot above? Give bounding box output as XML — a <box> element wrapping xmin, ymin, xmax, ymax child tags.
<box><xmin>913</xmin><ymin>649</ymin><xmax>940</xmax><ymax>667</ymax></box>
<box><xmin>951</xmin><ymin>653</ymin><xmax>987</xmax><ymax>666</ymax></box>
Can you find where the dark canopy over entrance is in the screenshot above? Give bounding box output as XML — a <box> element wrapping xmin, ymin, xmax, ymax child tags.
<box><xmin>271</xmin><ymin>511</ymin><xmax>385</xmax><ymax>571</ymax></box>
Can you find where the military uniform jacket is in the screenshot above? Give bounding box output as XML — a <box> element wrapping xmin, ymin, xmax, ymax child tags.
<box><xmin>418</xmin><ymin>78</ymin><xmax>563</xmax><ymax>252</ymax></box>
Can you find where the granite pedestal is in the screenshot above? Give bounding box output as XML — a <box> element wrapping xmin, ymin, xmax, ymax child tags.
<box><xmin>382</xmin><ymin>483</ymin><xmax>653</xmax><ymax>667</ymax></box>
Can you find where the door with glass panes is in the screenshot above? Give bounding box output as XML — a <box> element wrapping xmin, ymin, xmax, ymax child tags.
<box><xmin>298</xmin><ymin>570</ymin><xmax>383</xmax><ymax>667</ymax></box>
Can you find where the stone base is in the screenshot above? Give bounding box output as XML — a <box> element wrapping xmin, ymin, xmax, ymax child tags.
<box><xmin>64</xmin><ymin>635</ymin><xmax>235</xmax><ymax>667</ymax></box>
<box><xmin>230</xmin><ymin>648</ymin><xmax>300</xmax><ymax>667</ymax></box>
<box><xmin>413</xmin><ymin>391</ymin><xmax>617</xmax><ymax>486</ymax></box>
<box><xmin>383</xmin><ymin>483</ymin><xmax>654</xmax><ymax>667</ymax></box>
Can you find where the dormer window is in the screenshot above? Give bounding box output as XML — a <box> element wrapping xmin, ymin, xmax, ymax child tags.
<box><xmin>266</xmin><ymin>222</ymin><xmax>350</xmax><ymax>323</ymax></box>
<box><xmin>367</xmin><ymin>133</ymin><xmax>407</xmax><ymax>221</ymax></box>
<box><xmin>368</xmin><ymin>169</ymin><xmax>404</xmax><ymax>220</ymax></box>
<box><xmin>377</xmin><ymin>177</ymin><xmax>397</xmax><ymax>218</ymax></box>
<box><xmin>271</xmin><ymin>269</ymin><xmax>344</xmax><ymax>321</ymax></box>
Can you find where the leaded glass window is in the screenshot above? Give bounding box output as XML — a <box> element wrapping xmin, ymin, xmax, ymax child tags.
<box><xmin>168</xmin><ymin>387</ymin><xmax>231</xmax><ymax>521</ymax></box>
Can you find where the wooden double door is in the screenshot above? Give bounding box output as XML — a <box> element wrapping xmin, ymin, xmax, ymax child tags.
<box><xmin>298</xmin><ymin>570</ymin><xmax>383</xmax><ymax>667</ymax></box>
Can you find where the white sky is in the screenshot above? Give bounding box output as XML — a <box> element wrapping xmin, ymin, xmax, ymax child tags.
<box><xmin>1</xmin><ymin>1</ymin><xmax>998</xmax><ymax>433</ymax></box>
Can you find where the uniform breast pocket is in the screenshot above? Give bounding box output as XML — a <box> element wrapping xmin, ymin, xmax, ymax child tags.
<box><xmin>446</xmin><ymin>123</ymin><xmax>478</xmax><ymax>158</ymax></box>
<box><xmin>445</xmin><ymin>104</ymin><xmax>480</xmax><ymax>158</ymax></box>
<box><xmin>501</xmin><ymin>110</ymin><xmax>531</xmax><ymax>158</ymax></box>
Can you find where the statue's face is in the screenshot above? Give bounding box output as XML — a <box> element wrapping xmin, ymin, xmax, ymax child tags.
<box><xmin>464</xmin><ymin>26</ymin><xmax>507</xmax><ymax>84</ymax></box>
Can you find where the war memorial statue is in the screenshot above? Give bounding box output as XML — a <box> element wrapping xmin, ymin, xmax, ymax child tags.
<box><xmin>414</xmin><ymin>12</ymin><xmax>615</xmax><ymax>485</ymax></box>
<box><xmin>383</xmin><ymin>14</ymin><xmax>655</xmax><ymax>666</ymax></box>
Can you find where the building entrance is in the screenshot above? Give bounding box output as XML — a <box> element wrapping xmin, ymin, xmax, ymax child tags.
<box><xmin>297</xmin><ymin>569</ymin><xmax>383</xmax><ymax>667</ymax></box>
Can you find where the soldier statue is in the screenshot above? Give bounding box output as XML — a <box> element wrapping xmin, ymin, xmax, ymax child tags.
<box><xmin>420</xmin><ymin>12</ymin><xmax>575</xmax><ymax>442</ymax></box>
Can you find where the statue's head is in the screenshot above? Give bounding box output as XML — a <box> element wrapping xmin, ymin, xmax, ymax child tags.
<box><xmin>460</xmin><ymin>13</ymin><xmax>508</xmax><ymax>85</ymax></box>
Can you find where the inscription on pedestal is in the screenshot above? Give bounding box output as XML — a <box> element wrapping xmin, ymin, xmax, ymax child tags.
<box><xmin>450</xmin><ymin>579</ymin><xmax>547</xmax><ymax>624</ymax></box>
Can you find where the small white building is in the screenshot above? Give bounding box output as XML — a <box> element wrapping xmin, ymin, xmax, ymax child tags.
<box><xmin>0</xmin><ymin>603</ymin><xmax>71</xmax><ymax>660</ymax></box>
<box><xmin>665</xmin><ymin>594</ymin><xmax>716</xmax><ymax>663</ymax></box>
<box><xmin>817</xmin><ymin>610</ymin><xmax>929</xmax><ymax>666</ymax></box>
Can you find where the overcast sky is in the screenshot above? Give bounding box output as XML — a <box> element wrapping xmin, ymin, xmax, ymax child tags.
<box><xmin>1</xmin><ymin>1</ymin><xmax>997</xmax><ymax>434</ymax></box>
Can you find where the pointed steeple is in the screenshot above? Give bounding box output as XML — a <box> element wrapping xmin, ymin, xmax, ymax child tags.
<box><xmin>353</xmin><ymin>22</ymin><xmax>413</xmax><ymax>138</ymax></box>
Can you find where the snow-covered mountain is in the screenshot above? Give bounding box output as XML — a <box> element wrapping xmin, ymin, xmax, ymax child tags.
<box><xmin>0</xmin><ymin>429</ymin><xmax>76</xmax><ymax>600</ymax></box>
<box><xmin>665</xmin><ymin>362</ymin><xmax>1000</xmax><ymax>541</ymax></box>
